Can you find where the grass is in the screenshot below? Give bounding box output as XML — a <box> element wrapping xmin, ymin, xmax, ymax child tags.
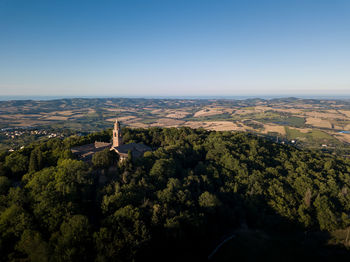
<box><xmin>285</xmin><ymin>127</ymin><xmax>341</xmax><ymax>147</ymax></box>
<box><xmin>260</xmin><ymin>115</ymin><xmax>305</xmax><ymax>127</ymax></box>
<box><xmin>231</xmin><ymin>111</ymin><xmax>305</xmax><ymax>127</ymax></box>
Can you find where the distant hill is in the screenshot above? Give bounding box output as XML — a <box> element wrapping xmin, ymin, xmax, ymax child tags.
<box><xmin>1</xmin><ymin>97</ymin><xmax>350</xmax><ymax>155</ymax></box>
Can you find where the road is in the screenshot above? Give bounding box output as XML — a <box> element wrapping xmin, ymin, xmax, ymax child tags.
<box><xmin>207</xmin><ymin>234</ymin><xmax>236</xmax><ymax>260</ymax></box>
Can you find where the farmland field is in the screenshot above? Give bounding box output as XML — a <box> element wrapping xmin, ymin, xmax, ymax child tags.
<box><xmin>1</xmin><ymin>97</ymin><xmax>350</xmax><ymax>154</ymax></box>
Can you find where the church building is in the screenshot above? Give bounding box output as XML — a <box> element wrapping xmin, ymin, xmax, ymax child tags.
<box><xmin>71</xmin><ymin>120</ymin><xmax>151</xmax><ymax>162</ymax></box>
<box><xmin>110</xmin><ymin>120</ymin><xmax>151</xmax><ymax>161</ymax></box>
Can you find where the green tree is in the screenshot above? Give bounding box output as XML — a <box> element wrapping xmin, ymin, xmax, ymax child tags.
<box><xmin>0</xmin><ymin>176</ymin><xmax>11</xmax><ymax>195</ymax></box>
<box><xmin>5</xmin><ymin>152</ymin><xmax>28</xmax><ymax>177</ymax></box>
<box><xmin>198</xmin><ymin>191</ymin><xmax>221</xmax><ymax>211</ymax></box>
<box><xmin>95</xmin><ymin>205</ymin><xmax>150</xmax><ymax>261</ymax></box>
<box><xmin>52</xmin><ymin>215</ymin><xmax>92</xmax><ymax>262</ymax></box>
<box><xmin>314</xmin><ymin>195</ymin><xmax>338</xmax><ymax>231</ymax></box>
<box><xmin>29</xmin><ymin>148</ymin><xmax>43</xmax><ymax>173</ymax></box>
<box><xmin>0</xmin><ymin>204</ymin><xmax>33</xmax><ymax>257</ymax></box>
<box><xmin>92</xmin><ymin>148</ymin><xmax>114</xmax><ymax>169</ymax></box>
<box><xmin>16</xmin><ymin>230</ymin><xmax>49</xmax><ymax>262</ymax></box>
<box><xmin>54</xmin><ymin>159</ymin><xmax>92</xmax><ymax>199</ymax></box>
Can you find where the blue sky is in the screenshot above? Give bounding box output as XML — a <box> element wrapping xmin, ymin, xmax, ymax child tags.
<box><xmin>0</xmin><ymin>0</ymin><xmax>349</xmax><ymax>97</ymax></box>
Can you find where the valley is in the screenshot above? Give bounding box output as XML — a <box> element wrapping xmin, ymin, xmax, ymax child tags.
<box><xmin>1</xmin><ymin>97</ymin><xmax>350</xmax><ymax>154</ymax></box>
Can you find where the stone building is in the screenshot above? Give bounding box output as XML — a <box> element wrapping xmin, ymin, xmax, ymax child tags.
<box><xmin>110</xmin><ymin>120</ymin><xmax>151</xmax><ymax>161</ymax></box>
<box><xmin>112</xmin><ymin>120</ymin><xmax>122</xmax><ymax>148</ymax></box>
<box><xmin>71</xmin><ymin>120</ymin><xmax>150</xmax><ymax>162</ymax></box>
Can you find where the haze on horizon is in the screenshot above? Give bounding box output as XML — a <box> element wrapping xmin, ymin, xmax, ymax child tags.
<box><xmin>0</xmin><ymin>0</ymin><xmax>349</xmax><ymax>97</ymax></box>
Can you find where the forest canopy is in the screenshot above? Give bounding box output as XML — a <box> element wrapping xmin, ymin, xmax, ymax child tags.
<box><xmin>1</xmin><ymin>127</ymin><xmax>350</xmax><ymax>261</ymax></box>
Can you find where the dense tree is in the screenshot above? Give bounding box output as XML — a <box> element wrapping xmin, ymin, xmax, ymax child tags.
<box><xmin>54</xmin><ymin>159</ymin><xmax>92</xmax><ymax>198</ymax></box>
<box><xmin>198</xmin><ymin>191</ymin><xmax>222</xmax><ymax>210</ymax></box>
<box><xmin>52</xmin><ymin>215</ymin><xmax>92</xmax><ymax>262</ymax></box>
<box><xmin>29</xmin><ymin>148</ymin><xmax>43</xmax><ymax>173</ymax></box>
<box><xmin>16</xmin><ymin>230</ymin><xmax>49</xmax><ymax>262</ymax></box>
<box><xmin>4</xmin><ymin>152</ymin><xmax>28</xmax><ymax>177</ymax></box>
<box><xmin>0</xmin><ymin>176</ymin><xmax>10</xmax><ymax>195</ymax></box>
<box><xmin>1</xmin><ymin>127</ymin><xmax>350</xmax><ymax>261</ymax></box>
<box><xmin>92</xmin><ymin>148</ymin><xmax>115</xmax><ymax>169</ymax></box>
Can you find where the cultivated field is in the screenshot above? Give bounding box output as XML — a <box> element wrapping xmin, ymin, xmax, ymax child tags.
<box><xmin>1</xmin><ymin>97</ymin><xmax>350</xmax><ymax>154</ymax></box>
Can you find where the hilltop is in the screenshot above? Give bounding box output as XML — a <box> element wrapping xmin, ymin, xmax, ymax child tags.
<box><xmin>1</xmin><ymin>127</ymin><xmax>350</xmax><ymax>261</ymax></box>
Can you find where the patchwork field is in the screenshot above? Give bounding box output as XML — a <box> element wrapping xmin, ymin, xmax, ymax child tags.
<box><xmin>1</xmin><ymin>97</ymin><xmax>350</xmax><ymax>154</ymax></box>
<box><xmin>262</xmin><ymin>124</ymin><xmax>286</xmax><ymax>135</ymax></box>
<box><xmin>185</xmin><ymin>121</ymin><xmax>243</xmax><ymax>131</ymax></box>
<box><xmin>305</xmin><ymin>117</ymin><xmax>332</xmax><ymax>129</ymax></box>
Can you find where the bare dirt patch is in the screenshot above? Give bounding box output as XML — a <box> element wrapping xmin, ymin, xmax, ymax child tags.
<box><xmin>106</xmin><ymin>116</ymin><xmax>137</xmax><ymax>122</ymax></box>
<box><xmin>0</xmin><ymin>107</ymin><xmax>19</xmax><ymax>113</ymax></box>
<box><xmin>87</xmin><ymin>109</ymin><xmax>96</xmax><ymax>114</ymax></box>
<box><xmin>43</xmin><ymin>116</ymin><xmax>68</xmax><ymax>121</ymax></box>
<box><xmin>306</xmin><ymin>118</ymin><xmax>332</xmax><ymax>128</ymax></box>
<box><xmin>304</xmin><ymin>111</ymin><xmax>346</xmax><ymax>120</ymax></box>
<box><xmin>56</xmin><ymin>110</ymin><xmax>74</xmax><ymax>116</ymax></box>
<box><xmin>194</xmin><ymin>108</ymin><xmax>226</xmax><ymax>117</ymax></box>
<box><xmin>327</xmin><ymin>109</ymin><xmax>340</xmax><ymax>114</ymax></box>
<box><xmin>253</xmin><ymin>106</ymin><xmax>305</xmax><ymax>114</ymax></box>
<box><xmin>270</xmin><ymin>108</ymin><xmax>306</xmax><ymax>115</ymax></box>
<box><xmin>0</xmin><ymin>114</ymin><xmax>43</xmax><ymax>121</ymax></box>
<box><xmin>127</xmin><ymin>122</ymin><xmax>148</xmax><ymax>128</ymax></box>
<box><xmin>104</xmin><ymin>108</ymin><xmax>137</xmax><ymax>113</ymax></box>
<box><xmin>232</xmin><ymin>109</ymin><xmax>256</xmax><ymax>115</ymax></box>
<box><xmin>166</xmin><ymin>111</ymin><xmax>191</xmax><ymax>119</ymax></box>
<box><xmin>150</xmin><ymin>109</ymin><xmax>164</xmax><ymax>114</ymax></box>
<box><xmin>150</xmin><ymin>118</ymin><xmax>185</xmax><ymax>127</ymax></box>
<box><xmin>184</xmin><ymin>121</ymin><xmax>242</xmax><ymax>131</ymax></box>
<box><xmin>335</xmin><ymin>133</ymin><xmax>350</xmax><ymax>144</ymax></box>
<box><xmin>262</xmin><ymin>124</ymin><xmax>286</xmax><ymax>135</ymax></box>
<box><xmin>0</xmin><ymin>115</ymin><xmax>20</xmax><ymax>119</ymax></box>
<box><xmin>293</xmin><ymin>103</ymin><xmax>317</xmax><ymax>109</ymax></box>
<box><xmin>339</xmin><ymin>110</ymin><xmax>350</xmax><ymax>118</ymax></box>
<box><xmin>71</xmin><ymin>113</ymin><xmax>87</xmax><ymax>118</ymax></box>
<box><xmin>252</xmin><ymin>106</ymin><xmax>268</xmax><ymax>112</ymax></box>
<box><xmin>12</xmin><ymin>120</ymin><xmax>51</xmax><ymax>127</ymax></box>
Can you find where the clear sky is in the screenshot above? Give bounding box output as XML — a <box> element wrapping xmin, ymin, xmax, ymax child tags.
<box><xmin>0</xmin><ymin>0</ymin><xmax>349</xmax><ymax>97</ymax></box>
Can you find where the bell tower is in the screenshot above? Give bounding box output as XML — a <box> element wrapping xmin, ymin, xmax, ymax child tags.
<box><xmin>112</xmin><ymin>120</ymin><xmax>123</xmax><ymax>148</ymax></box>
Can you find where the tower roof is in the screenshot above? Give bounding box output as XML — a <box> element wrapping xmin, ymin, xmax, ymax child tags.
<box><xmin>114</xmin><ymin>119</ymin><xmax>120</xmax><ymax>129</ymax></box>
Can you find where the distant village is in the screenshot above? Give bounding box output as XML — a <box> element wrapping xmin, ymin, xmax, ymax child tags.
<box><xmin>1</xmin><ymin>128</ymin><xmax>64</xmax><ymax>139</ymax></box>
<box><xmin>0</xmin><ymin>127</ymin><xmax>72</xmax><ymax>152</ymax></box>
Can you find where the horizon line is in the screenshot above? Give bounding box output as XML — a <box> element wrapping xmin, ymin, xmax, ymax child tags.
<box><xmin>1</xmin><ymin>94</ymin><xmax>350</xmax><ymax>101</ymax></box>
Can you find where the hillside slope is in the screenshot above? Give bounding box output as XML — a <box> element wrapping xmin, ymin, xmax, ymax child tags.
<box><xmin>1</xmin><ymin>127</ymin><xmax>350</xmax><ymax>261</ymax></box>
